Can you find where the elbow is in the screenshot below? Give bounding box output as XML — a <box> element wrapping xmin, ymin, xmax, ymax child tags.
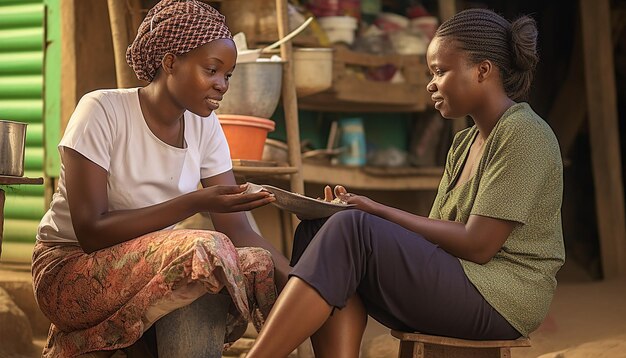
<box><xmin>76</xmin><ymin>234</ymin><xmax>98</xmax><ymax>254</ymax></box>
<box><xmin>466</xmin><ymin>249</ymin><xmax>497</xmax><ymax>265</ymax></box>
<box><xmin>73</xmin><ymin>225</ymin><xmax>100</xmax><ymax>254</ymax></box>
<box><xmin>79</xmin><ymin>243</ymin><xmax>97</xmax><ymax>254</ymax></box>
<box><xmin>472</xmin><ymin>255</ymin><xmax>492</xmax><ymax>265</ymax></box>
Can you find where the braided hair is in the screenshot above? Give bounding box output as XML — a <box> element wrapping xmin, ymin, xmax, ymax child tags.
<box><xmin>435</xmin><ymin>8</ymin><xmax>539</xmax><ymax>100</ymax></box>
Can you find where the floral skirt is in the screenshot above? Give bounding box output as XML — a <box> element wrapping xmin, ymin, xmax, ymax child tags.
<box><xmin>31</xmin><ymin>229</ymin><xmax>277</xmax><ymax>357</ymax></box>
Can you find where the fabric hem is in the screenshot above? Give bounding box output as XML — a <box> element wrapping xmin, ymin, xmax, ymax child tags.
<box><xmin>288</xmin><ymin>273</ymin><xmax>347</xmax><ymax>309</ymax></box>
<box><xmin>458</xmin><ymin>260</ymin><xmax>529</xmax><ymax>337</ymax></box>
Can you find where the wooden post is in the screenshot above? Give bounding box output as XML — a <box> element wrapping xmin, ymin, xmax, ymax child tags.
<box><xmin>275</xmin><ymin>0</ymin><xmax>305</xmax><ymax>241</ymax></box>
<box><xmin>274</xmin><ymin>4</ymin><xmax>311</xmax><ymax>358</ymax></box>
<box><xmin>437</xmin><ymin>0</ymin><xmax>467</xmax><ymax>135</ymax></box>
<box><xmin>107</xmin><ymin>0</ymin><xmax>143</xmax><ymax>88</ymax></box>
<box><xmin>437</xmin><ymin>0</ymin><xmax>456</xmax><ymax>22</ymax></box>
<box><xmin>580</xmin><ymin>0</ymin><xmax>626</xmax><ymax>278</ymax></box>
<box><xmin>548</xmin><ymin>22</ymin><xmax>586</xmax><ymax>155</ymax></box>
<box><xmin>0</xmin><ymin>189</ymin><xmax>5</xmax><ymax>258</ymax></box>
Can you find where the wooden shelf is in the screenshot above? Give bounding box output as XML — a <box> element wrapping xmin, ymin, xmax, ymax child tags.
<box><xmin>301</xmin><ymin>163</ymin><xmax>442</xmax><ymax>190</ymax></box>
<box><xmin>0</xmin><ymin>175</ymin><xmax>44</xmax><ymax>186</ymax></box>
<box><xmin>299</xmin><ymin>93</ymin><xmax>432</xmax><ymax>113</ymax></box>
<box><xmin>298</xmin><ymin>45</ymin><xmax>430</xmax><ymax>113</ymax></box>
<box><xmin>233</xmin><ymin>165</ymin><xmax>299</xmax><ymax>177</ymax></box>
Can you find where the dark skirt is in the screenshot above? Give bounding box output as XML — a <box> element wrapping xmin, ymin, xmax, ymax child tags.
<box><xmin>289</xmin><ymin>210</ymin><xmax>521</xmax><ymax>340</ymax></box>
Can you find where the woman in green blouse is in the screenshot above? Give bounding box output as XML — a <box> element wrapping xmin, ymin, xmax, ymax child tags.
<box><xmin>248</xmin><ymin>8</ymin><xmax>565</xmax><ymax>358</ymax></box>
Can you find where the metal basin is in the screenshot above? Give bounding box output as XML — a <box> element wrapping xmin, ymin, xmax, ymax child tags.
<box><xmin>0</xmin><ymin>120</ymin><xmax>27</xmax><ymax>177</ymax></box>
<box><xmin>216</xmin><ymin>61</ymin><xmax>283</xmax><ymax>119</ymax></box>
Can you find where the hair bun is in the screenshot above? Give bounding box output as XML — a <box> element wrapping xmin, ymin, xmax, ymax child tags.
<box><xmin>510</xmin><ymin>16</ymin><xmax>539</xmax><ymax>72</ymax></box>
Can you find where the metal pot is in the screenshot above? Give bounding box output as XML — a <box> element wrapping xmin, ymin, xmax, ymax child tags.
<box><xmin>216</xmin><ymin>61</ymin><xmax>284</xmax><ymax>119</ymax></box>
<box><xmin>0</xmin><ymin>120</ymin><xmax>27</xmax><ymax>177</ymax></box>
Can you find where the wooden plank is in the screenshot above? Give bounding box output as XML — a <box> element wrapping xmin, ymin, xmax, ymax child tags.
<box><xmin>548</xmin><ymin>23</ymin><xmax>586</xmax><ymax>155</ymax></box>
<box><xmin>334</xmin><ymin>78</ymin><xmax>425</xmax><ymax>106</ymax></box>
<box><xmin>276</xmin><ymin>0</ymin><xmax>304</xmax><ymax>251</ymax></box>
<box><xmin>436</xmin><ymin>0</ymin><xmax>466</xmax><ymax>135</ymax></box>
<box><xmin>60</xmin><ymin>0</ymin><xmax>76</xmax><ymax>134</ymax></box>
<box><xmin>302</xmin><ymin>163</ymin><xmax>441</xmax><ymax>191</ymax></box>
<box><xmin>107</xmin><ymin>0</ymin><xmax>144</xmax><ymax>88</ymax></box>
<box><xmin>0</xmin><ymin>176</ymin><xmax>44</xmax><ymax>185</ymax></box>
<box><xmin>298</xmin><ymin>96</ymin><xmax>428</xmax><ymax>113</ymax></box>
<box><xmin>391</xmin><ymin>331</ymin><xmax>530</xmax><ymax>348</ymax></box>
<box><xmin>73</xmin><ymin>0</ymin><xmax>117</xmax><ymax>103</ymax></box>
<box><xmin>437</xmin><ymin>0</ymin><xmax>456</xmax><ymax>22</ymax></box>
<box><xmin>232</xmin><ymin>166</ymin><xmax>298</xmax><ymax>175</ymax></box>
<box><xmin>0</xmin><ymin>189</ymin><xmax>4</xmax><ymax>258</ymax></box>
<box><xmin>231</xmin><ymin>159</ymin><xmax>277</xmax><ymax>167</ymax></box>
<box><xmin>580</xmin><ymin>0</ymin><xmax>626</xmax><ymax>278</ymax></box>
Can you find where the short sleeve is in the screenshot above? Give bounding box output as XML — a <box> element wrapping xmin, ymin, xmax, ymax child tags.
<box><xmin>199</xmin><ymin>112</ymin><xmax>232</xmax><ymax>178</ymax></box>
<box><xmin>59</xmin><ymin>92</ymin><xmax>115</xmax><ymax>171</ymax></box>
<box><xmin>471</xmin><ymin>122</ymin><xmax>555</xmax><ymax>224</ymax></box>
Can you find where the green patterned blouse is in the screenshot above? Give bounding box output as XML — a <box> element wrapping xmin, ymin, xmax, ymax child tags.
<box><xmin>429</xmin><ymin>102</ymin><xmax>565</xmax><ymax>336</ymax></box>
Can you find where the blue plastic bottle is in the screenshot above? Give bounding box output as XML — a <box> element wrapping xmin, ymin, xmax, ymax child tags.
<box><xmin>339</xmin><ymin>117</ymin><xmax>366</xmax><ymax>166</ymax></box>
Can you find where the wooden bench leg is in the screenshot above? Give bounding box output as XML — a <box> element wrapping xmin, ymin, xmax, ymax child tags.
<box><xmin>398</xmin><ymin>341</ymin><xmax>424</xmax><ymax>358</ymax></box>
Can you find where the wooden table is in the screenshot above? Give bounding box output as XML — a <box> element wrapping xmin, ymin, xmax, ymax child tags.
<box><xmin>0</xmin><ymin>175</ymin><xmax>44</xmax><ymax>258</ymax></box>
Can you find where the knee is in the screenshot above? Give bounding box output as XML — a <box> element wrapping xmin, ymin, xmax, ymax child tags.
<box><xmin>237</xmin><ymin>247</ymin><xmax>274</xmax><ymax>275</ymax></box>
<box><xmin>324</xmin><ymin>210</ymin><xmax>371</xmax><ymax>235</ymax></box>
<box><xmin>328</xmin><ymin>209</ymin><xmax>363</xmax><ymax>223</ymax></box>
<box><xmin>189</xmin><ymin>230</ymin><xmax>234</xmax><ymax>249</ymax></box>
<box><xmin>251</xmin><ymin>248</ymin><xmax>274</xmax><ymax>272</ymax></box>
<box><xmin>320</xmin><ymin>210</ymin><xmax>372</xmax><ymax>245</ymax></box>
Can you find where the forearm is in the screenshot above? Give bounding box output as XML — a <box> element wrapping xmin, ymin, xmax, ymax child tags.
<box><xmin>75</xmin><ymin>191</ymin><xmax>200</xmax><ymax>253</ymax></box>
<box><xmin>370</xmin><ymin>204</ymin><xmax>481</xmax><ymax>262</ymax></box>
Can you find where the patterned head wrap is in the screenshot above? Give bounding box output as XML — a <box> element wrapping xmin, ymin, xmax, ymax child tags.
<box><xmin>126</xmin><ymin>0</ymin><xmax>232</xmax><ymax>82</ymax></box>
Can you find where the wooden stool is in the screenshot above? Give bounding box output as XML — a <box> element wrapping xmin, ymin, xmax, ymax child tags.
<box><xmin>391</xmin><ymin>330</ymin><xmax>530</xmax><ymax>358</ymax></box>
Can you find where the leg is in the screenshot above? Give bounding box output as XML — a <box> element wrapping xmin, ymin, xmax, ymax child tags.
<box><xmin>310</xmin><ymin>294</ymin><xmax>367</xmax><ymax>358</ymax></box>
<box><xmin>249</xmin><ymin>213</ymin><xmax>373</xmax><ymax>358</ymax></box>
<box><xmin>156</xmin><ymin>293</ymin><xmax>230</xmax><ymax>358</ymax></box>
<box><xmin>294</xmin><ymin>211</ymin><xmax>519</xmax><ymax>340</ymax></box>
<box><xmin>247</xmin><ymin>277</ymin><xmax>332</xmax><ymax>358</ymax></box>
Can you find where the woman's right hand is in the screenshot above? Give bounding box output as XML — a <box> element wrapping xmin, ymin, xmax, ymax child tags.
<box><xmin>321</xmin><ymin>184</ymin><xmax>381</xmax><ymax>214</ymax></box>
<box><xmin>322</xmin><ymin>185</ymin><xmax>348</xmax><ymax>202</ymax></box>
<box><xmin>198</xmin><ymin>184</ymin><xmax>275</xmax><ymax>213</ymax></box>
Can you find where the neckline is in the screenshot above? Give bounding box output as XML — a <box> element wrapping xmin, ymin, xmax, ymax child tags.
<box><xmin>445</xmin><ymin>102</ymin><xmax>525</xmax><ymax>193</ymax></box>
<box><xmin>133</xmin><ymin>88</ymin><xmax>187</xmax><ymax>151</ymax></box>
<box><xmin>447</xmin><ymin>128</ymin><xmax>480</xmax><ymax>193</ymax></box>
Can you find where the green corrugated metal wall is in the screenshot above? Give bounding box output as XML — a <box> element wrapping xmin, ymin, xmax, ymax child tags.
<box><xmin>0</xmin><ymin>0</ymin><xmax>46</xmax><ymax>242</ymax></box>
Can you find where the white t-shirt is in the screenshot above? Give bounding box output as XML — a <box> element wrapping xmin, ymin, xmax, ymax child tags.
<box><xmin>37</xmin><ymin>88</ymin><xmax>232</xmax><ymax>244</ymax></box>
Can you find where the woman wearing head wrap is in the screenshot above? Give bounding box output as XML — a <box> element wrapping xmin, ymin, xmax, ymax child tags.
<box><xmin>31</xmin><ymin>1</ymin><xmax>290</xmax><ymax>356</ymax></box>
<box><xmin>247</xmin><ymin>8</ymin><xmax>564</xmax><ymax>358</ymax></box>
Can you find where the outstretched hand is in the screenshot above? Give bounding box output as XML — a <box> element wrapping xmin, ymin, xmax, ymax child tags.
<box><xmin>321</xmin><ymin>185</ymin><xmax>380</xmax><ymax>215</ymax></box>
<box><xmin>199</xmin><ymin>184</ymin><xmax>275</xmax><ymax>213</ymax></box>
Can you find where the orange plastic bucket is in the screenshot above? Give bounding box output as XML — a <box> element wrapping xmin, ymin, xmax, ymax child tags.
<box><xmin>218</xmin><ymin>114</ymin><xmax>276</xmax><ymax>160</ymax></box>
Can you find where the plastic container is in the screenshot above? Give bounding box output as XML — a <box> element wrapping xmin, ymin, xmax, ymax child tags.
<box><xmin>293</xmin><ymin>48</ymin><xmax>334</xmax><ymax>97</ymax></box>
<box><xmin>218</xmin><ymin>114</ymin><xmax>275</xmax><ymax>160</ymax></box>
<box><xmin>318</xmin><ymin>16</ymin><xmax>358</xmax><ymax>45</ymax></box>
<box><xmin>338</xmin><ymin>117</ymin><xmax>366</xmax><ymax>166</ymax></box>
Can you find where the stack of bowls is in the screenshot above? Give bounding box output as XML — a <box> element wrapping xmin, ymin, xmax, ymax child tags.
<box><xmin>216</xmin><ymin>60</ymin><xmax>283</xmax><ymax>161</ymax></box>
